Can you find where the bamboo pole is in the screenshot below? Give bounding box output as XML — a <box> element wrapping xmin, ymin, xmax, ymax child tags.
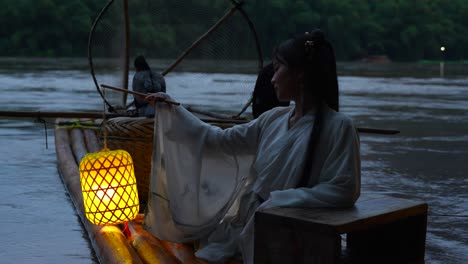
<box><xmin>101</xmin><ymin>84</ymin><xmax>180</xmax><ymax>105</ymax></box>
<box><xmin>0</xmin><ymin>110</ymin><xmax>120</xmax><ymax>119</ymax></box>
<box><xmin>0</xmin><ymin>110</ymin><xmax>245</xmax><ymax>124</ymax></box>
<box><xmin>162</xmin><ymin>5</ymin><xmax>239</xmax><ymax>76</ymax></box>
<box><xmin>122</xmin><ymin>0</ymin><xmax>130</xmax><ymax>107</ymax></box>
<box><xmin>0</xmin><ymin>110</ymin><xmax>399</xmax><ymax>135</ymax></box>
<box><xmin>127</xmin><ymin>217</ymin><xmax>180</xmax><ymax>264</ymax></box>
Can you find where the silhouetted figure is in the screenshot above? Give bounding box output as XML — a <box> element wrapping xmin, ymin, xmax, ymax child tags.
<box><xmin>251</xmin><ymin>63</ymin><xmax>290</xmax><ymax>118</ymax></box>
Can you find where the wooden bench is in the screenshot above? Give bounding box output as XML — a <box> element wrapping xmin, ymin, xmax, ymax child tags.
<box><xmin>254</xmin><ymin>193</ymin><xmax>428</xmax><ymax>263</ymax></box>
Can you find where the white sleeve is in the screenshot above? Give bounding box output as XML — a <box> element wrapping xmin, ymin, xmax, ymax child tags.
<box><xmin>145</xmin><ymin>102</ymin><xmax>259</xmax><ymax>241</ymax></box>
<box><xmin>265</xmin><ymin>118</ymin><xmax>361</xmax><ymax>208</ymax></box>
<box><xmin>159</xmin><ymin>103</ymin><xmax>260</xmax><ymax>155</ymax></box>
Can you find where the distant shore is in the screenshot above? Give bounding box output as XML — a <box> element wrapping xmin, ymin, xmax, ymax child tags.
<box><xmin>0</xmin><ymin>57</ymin><xmax>467</xmax><ymax>78</ymax></box>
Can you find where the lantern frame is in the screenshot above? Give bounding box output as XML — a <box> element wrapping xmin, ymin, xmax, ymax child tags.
<box><xmin>79</xmin><ymin>149</ymin><xmax>139</xmax><ymax>226</ymax></box>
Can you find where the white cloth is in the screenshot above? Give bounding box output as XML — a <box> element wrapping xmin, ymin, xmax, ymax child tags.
<box><xmin>144</xmin><ymin>101</ymin><xmax>361</xmax><ymax>263</ymax></box>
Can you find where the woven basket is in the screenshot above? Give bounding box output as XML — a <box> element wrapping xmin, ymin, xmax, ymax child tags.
<box><xmin>102</xmin><ymin>117</ymin><xmax>154</xmax><ymax>209</ymax></box>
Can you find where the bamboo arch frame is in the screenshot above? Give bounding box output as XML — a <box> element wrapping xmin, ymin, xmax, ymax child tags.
<box><xmin>88</xmin><ymin>0</ymin><xmax>263</xmax><ymax>117</ymax></box>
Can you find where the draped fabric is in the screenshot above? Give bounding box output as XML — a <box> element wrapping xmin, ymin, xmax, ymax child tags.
<box><xmin>144</xmin><ymin>99</ymin><xmax>361</xmax><ymax>263</ymax></box>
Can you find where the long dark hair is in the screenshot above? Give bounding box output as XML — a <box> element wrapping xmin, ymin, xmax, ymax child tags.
<box><xmin>274</xmin><ymin>29</ymin><xmax>339</xmax><ymax>187</ymax></box>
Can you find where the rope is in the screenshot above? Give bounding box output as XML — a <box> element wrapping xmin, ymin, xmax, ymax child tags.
<box><xmin>30</xmin><ymin>118</ymin><xmax>101</xmax><ymax>150</ymax></box>
<box><xmin>35</xmin><ymin>117</ymin><xmax>48</xmax><ymax>149</ymax></box>
<box><xmin>55</xmin><ymin>120</ymin><xmax>100</xmax><ymax>130</ymax></box>
<box><xmin>102</xmin><ymin>88</ymin><xmax>108</xmax><ymax>150</ymax></box>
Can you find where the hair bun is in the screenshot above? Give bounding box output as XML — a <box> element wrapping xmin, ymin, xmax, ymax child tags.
<box><xmin>303</xmin><ymin>29</ymin><xmax>325</xmax><ymax>58</ymax></box>
<box><xmin>308</xmin><ymin>29</ymin><xmax>325</xmax><ymax>42</ymax></box>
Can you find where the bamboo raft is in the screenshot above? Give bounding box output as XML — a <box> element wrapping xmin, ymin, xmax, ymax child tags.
<box><xmin>54</xmin><ymin>116</ymin><xmax>416</xmax><ymax>264</ymax></box>
<box><xmin>54</xmin><ymin>118</ymin><xmax>216</xmax><ymax>264</ymax></box>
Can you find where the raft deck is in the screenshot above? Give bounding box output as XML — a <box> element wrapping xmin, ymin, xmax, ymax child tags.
<box><xmin>55</xmin><ymin>119</ymin><xmax>209</xmax><ymax>264</ymax></box>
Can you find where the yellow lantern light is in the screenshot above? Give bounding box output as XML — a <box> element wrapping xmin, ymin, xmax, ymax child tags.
<box><xmin>79</xmin><ymin>149</ymin><xmax>139</xmax><ymax>225</ymax></box>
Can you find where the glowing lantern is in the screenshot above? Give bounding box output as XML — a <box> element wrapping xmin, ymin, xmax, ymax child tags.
<box><xmin>79</xmin><ymin>149</ymin><xmax>139</xmax><ymax>225</ymax></box>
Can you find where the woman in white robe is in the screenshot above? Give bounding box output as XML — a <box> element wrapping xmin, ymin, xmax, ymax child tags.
<box><xmin>143</xmin><ymin>29</ymin><xmax>361</xmax><ymax>263</ymax></box>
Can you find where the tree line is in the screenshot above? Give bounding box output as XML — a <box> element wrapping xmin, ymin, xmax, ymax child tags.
<box><xmin>1</xmin><ymin>0</ymin><xmax>466</xmax><ymax>61</ymax></box>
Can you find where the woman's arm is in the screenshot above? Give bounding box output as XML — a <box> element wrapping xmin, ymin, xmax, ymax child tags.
<box><xmin>146</xmin><ymin>92</ymin><xmax>261</xmax><ymax>156</ymax></box>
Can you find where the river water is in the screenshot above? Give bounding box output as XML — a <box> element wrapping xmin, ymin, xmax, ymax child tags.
<box><xmin>0</xmin><ymin>58</ymin><xmax>467</xmax><ymax>263</ymax></box>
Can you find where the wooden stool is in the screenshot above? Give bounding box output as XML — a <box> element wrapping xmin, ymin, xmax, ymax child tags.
<box><xmin>254</xmin><ymin>194</ymin><xmax>427</xmax><ymax>263</ymax></box>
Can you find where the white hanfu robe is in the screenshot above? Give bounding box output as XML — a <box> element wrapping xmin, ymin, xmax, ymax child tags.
<box><xmin>144</xmin><ymin>101</ymin><xmax>361</xmax><ymax>263</ymax></box>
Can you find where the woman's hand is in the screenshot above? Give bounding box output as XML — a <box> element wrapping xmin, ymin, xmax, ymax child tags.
<box><xmin>145</xmin><ymin>92</ymin><xmax>174</xmax><ymax>106</ymax></box>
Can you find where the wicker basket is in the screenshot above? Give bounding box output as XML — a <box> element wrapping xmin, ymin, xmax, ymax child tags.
<box><xmin>102</xmin><ymin>117</ymin><xmax>154</xmax><ymax>209</ymax></box>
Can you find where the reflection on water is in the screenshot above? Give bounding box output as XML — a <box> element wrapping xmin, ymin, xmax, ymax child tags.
<box><xmin>0</xmin><ymin>122</ymin><xmax>97</xmax><ymax>264</ymax></box>
<box><xmin>0</xmin><ymin>58</ymin><xmax>467</xmax><ymax>263</ymax></box>
<box><xmin>341</xmin><ymin>75</ymin><xmax>468</xmax><ymax>264</ymax></box>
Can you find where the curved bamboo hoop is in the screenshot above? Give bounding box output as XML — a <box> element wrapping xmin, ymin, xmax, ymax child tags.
<box><xmin>88</xmin><ymin>0</ymin><xmax>263</xmax><ymax>117</ymax></box>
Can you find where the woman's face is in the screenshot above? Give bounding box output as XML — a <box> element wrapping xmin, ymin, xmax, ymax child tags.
<box><xmin>271</xmin><ymin>58</ymin><xmax>301</xmax><ymax>101</ymax></box>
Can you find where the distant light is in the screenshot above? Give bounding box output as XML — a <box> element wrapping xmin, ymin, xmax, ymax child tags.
<box><xmin>440</xmin><ymin>46</ymin><xmax>446</xmax><ymax>52</ymax></box>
